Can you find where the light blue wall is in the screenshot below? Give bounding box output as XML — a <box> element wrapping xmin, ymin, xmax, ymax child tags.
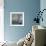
<box><xmin>4</xmin><ymin>0</ymin><xmax>40</xmax><ymax>42</ymax></box>
<box><xmin>40</xmin><ymin>0</ymin><xmax>46</xmax><ymax>27</ymax></box>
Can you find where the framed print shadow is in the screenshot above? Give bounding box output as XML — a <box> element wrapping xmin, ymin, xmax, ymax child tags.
<box><xmin>10</xmin><ymin>12</ymin><xmax>24</xmax><ymax>26</ymax></box>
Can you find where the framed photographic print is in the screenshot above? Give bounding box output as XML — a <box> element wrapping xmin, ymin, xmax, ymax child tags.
<box><xmin>10</xmin><ymin>12</ymin><xmax>24</xmax><ymax>26</ymax></box>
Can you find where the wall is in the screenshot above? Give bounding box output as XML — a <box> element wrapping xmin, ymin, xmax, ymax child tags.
<box><xmin>40</xmin><ymin>0</ymin><xmax>46</xmax><ymax>27</ymax></box>
<box><xmin>4</xmin><ymin>0</ymin><xmax>40</xmax><ymax>42</ymax></box>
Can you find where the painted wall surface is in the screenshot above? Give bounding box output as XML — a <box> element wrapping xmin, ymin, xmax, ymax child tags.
<box><xmin>4</xmin><ymin>0</ymin><xmax>40</xmax><ymax>42</ymax></box>
<box><xmin>40</xmin><ymin>0</ymin><xmax>46</xmax><ymax>27</ymax></box>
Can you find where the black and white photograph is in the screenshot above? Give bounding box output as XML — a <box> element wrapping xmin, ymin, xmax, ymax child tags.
<box><xmin>10</xmin><ymin>12</ymin><xmax>24</xmax><ymax>26</ymax></box>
